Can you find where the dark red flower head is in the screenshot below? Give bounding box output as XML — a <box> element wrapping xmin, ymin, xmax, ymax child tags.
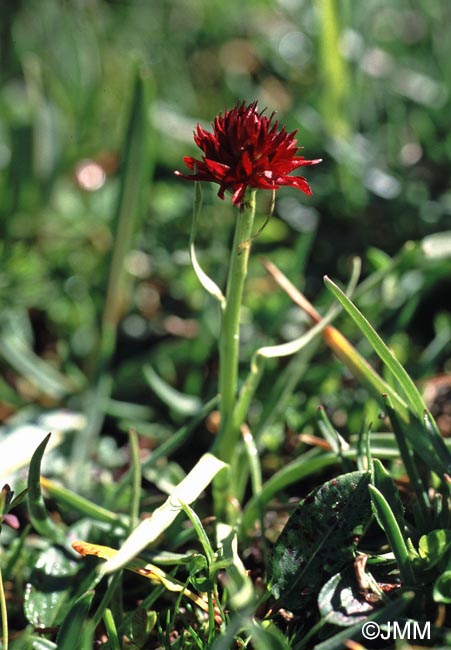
<box><xmin>175</xmin><ymin>101</ymin><xmax>321</xmax><ymax>206</ymax></box>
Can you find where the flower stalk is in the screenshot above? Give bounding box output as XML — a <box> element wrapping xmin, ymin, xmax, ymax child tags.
<box><xmin>215</xmin><ymin>189</ymin><xmax>257</xmax><ymax>465</ymax></box>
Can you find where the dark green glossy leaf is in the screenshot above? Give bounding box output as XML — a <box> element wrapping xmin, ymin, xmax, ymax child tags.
<box><xmin>318</xmin><ymin>566</ymin><xmax>375</xmax><ymax>627</ymax></box>
<box><xmin>269</xmin><ymin>470</ymin><xmax>372</xmax><ymax>610</ymax></box>
<box><xmin>23</xmin><ymin>543</ymin><xmax>97</xmax><ymax>628</ymax></box>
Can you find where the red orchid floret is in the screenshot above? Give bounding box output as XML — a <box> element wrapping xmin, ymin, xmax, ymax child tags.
<box><xmin>175</xmin><ymin>101</ymin><xmax>321</xmax><ymax>206</ymax></box>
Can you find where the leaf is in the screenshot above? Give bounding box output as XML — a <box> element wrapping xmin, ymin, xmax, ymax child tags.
<box><xmin>55</xmin><ymin>591</ymin><xmax>94</xmax><ymax>650</ymax></box>
<box><xmin>368</xmin><ymin>485</ymin><xmax>416</xmax><ymax>586</ymax></box>
<box><xmin>324</xmin><ymin>275</ymin><xmax>426</xmax><ymax>418</ymax></box>
<box><xmin>371</xmin><ymin>459</ymin><xmax>406</xmax><ymax>531</ymax></box>
<box><xmin>26</xmin><ymin>434</ymin><xmax>66</xmax><ymax>544</ymax></box>
<box><xmin>269</xmin><ymin>470</ymin><xmax>372</xmax><ymax>610</ymax></box>
<box><xmin>313</xmin><ymin>591</ymin><xmax>414</xmax><ymax>650</ymax></box>
<box><xmin>0</xmin><ymin>409</ymin><xmax>84</xmax><ymax>479</ymax></box>
<box><xmin>24</xmin><ymin>545</ymin><xmax>83</xmax><ymax>627</ymax></box>
<box><xmin>130</xmin><ymin>607</ymin><xmax>157</xmax><ymax>647</ymax></box>
<box><xmin>434</xmin><ymin>570</ymin><xmax>451</xmax><ymax>603</ymax></box>
<box><xmin>189</xmin><ymin>181</ymin><xmax>225</xmax><ymax>305</ymax></box>
<box><xmin>100</xmin><ymin>452</ymin><xmax>226</xmax><ymax>574</ymax></box>
<box><xmin>143</xmin><ymin>364</ymin><xmax>202</xmax><ymax>416</ymax></box>
<box><xmin>72</xmin><ymin>540</ymin><xmax>210</xmax><ymax>614</ymax></box>
<box><xmin>318</xmin><ymin>567</ymin><xmax>375</xmax><ymax>627</ymax></box>
<box><xmin>417</xmin><ymin>530</ymin><xmax>451</xmax><ymax>570</ymax></box>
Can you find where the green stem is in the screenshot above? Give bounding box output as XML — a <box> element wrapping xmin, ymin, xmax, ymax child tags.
<box><xmin>0</xmin><ymin>566</ymin><xmax>8</xmax><ymax>650</ymax></box>
<box><xmin>368</xmin><ymin>484</ymin><xmax>416</xmax><ymax>586</ymax></box>
<box><xmin>215</xmin><ymin>189</ymin><xmax>257</xmax><ymax>464</ymax></box>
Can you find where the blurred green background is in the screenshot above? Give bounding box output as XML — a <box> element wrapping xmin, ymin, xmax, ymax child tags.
<box><xmin>1</xmin><ymin>0</ymin><xmax>450</xmax><ymax>446</ymax></box>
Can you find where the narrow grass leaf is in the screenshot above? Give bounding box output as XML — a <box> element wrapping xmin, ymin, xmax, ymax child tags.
<box><xmin>26</xmin><ymin>434</ymin><xmax>65</xmax><ymax>544</ymax></box>
<box><xmin>55</xmin><ymin>591</ymin><xmax>94</xmax><ymax>650</ymax></box>
<box><xmin>0</xmin><ymin>331</ymin><xmax>74</xmax><ymax>399</ymax></box>
<box><xmin>40</xmin><ymin>477</ymin><xmax>128</xmax><ymax>528</ymax></box>
<box><xmin>372</xmin><ymin>459</ymin><xmax>407</xmax><ymax>531</ymax></box>
<box><xmin>324</xmin><ymin>275</ymin><xmax>426</xmax><ymax>417</ymax></box>
<box><xmin>215</xmin><ymin>523</ymin><xmax>255</xmax><ymax>610</ymax></box>
<box><xmin>241</xmin><ymin>449</ymin><xmax>339</xmax><ymax>535</ymax></box>
<box><xmin>383</xmin><ymin>395</ymin><xmax>431</xmax><ymax>519</ymax></box>
<box><xmin>368</xmin><ymin>485</ymin><xmax>416</xmax><ymax>586</ymax></box>
<box><xmin>141</xmin><ymin>395</ymin><xmax>219</xmax><ymax>468</ymax></box>
<box><xmin>101</xmin><ymin>453</ymin><xmax>226</xmax><ymax>573</ymax></box>
<box><xmin>72</xmin><ymin>541</ymin><xmax>210</xmax><ymax>615</ymax></box>
<box><xmin>189</xmin><ymin>182</ymin><xmax>225</xmax><ymax>305</ymax></box>
<box><xmin>103</xmin><ymin>608</ymin><xmax>121</xmax><ymax>650</ymax></box>
<box><xmin>143</xmin><ymin>364</ymin><xmax>202</xmax><ymax>416</ymax></box>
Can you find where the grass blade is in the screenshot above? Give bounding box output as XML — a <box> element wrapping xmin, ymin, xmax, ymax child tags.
<box><xmin>324</xmin><ymin>275</ymin><xmax>426</xmax><ymax>418</ymax></box>
<box><xmin>101</xmin><ymin>453</ymin><xmax>226</xmax><ymax>573</ymax></box>
<box><xmin>27</xmin><ymin>433</ymin><xmax>66</xmax><ymax>544</ymax></box>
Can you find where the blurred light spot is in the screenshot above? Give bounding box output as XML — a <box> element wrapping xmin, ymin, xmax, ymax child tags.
<box><xmin>219</xmin><ymin>39</ymin><xmax>259</xmax><ymax>74</ymax></box>
<box><xmin>71</xmin><ymin>326</ymin><xmax>96</xmax><ymax>356</ymax></box>
<box><xmin>125</xmin><ymin>250</ymin><xmax>152</xmax><ymax>279</ymax></box>
<box><xmin>332</xmin><ymin>409</ymin><xmax>347</xmax><ymax>427</ymax></box>
<box><xmin>75</xmin><ymin>159</ymin><xmax>106</xmax><ymax>191</ymax></box>
<box><xmin>422</xmin><ymin>231</ymin><xmax>451</xmax><ymax>260</ymax></box>
<box><xmin>135</xmin><ymin>283</ymin><xmax>160</xmax><ymax>317</ymax></box>
<box><xmin>276</xmin><ymin>0</ymin><xmax>304</xmax><ymax>9</ymax></box>
<box><xmin>278</xmin><ymin>31</ymin><xmax>311</xmax><ymax>64</ymax></box>
<box><xmin>393</xmin><ymin>70</ymin><xmax>448</xmax><ymax>107</ymax></box>
<box><xmin>163</xmin><ymin>315</ymin><xmax>198</xmax><ymax>338</ymax></box>
<box><xmin>122</xmin><ymin>314</ymin><xmax>148</xmax><ymax>338</ymax></box>
<box><xmin>364</xmin><ymin>168</ymin><xmax>401</xmax><ymax>199</ymax></box>
<box><xmin>401</xmin><ymin>269</ymin><xmax>423</xmax><ymax>294</ymax></box>
<box><xmin>400</xmin><ymin>10</ymin><xmax>427</xmax><ymax>44</ymax></box>
<box><xmin>65</xmin><ymin>275</ymin><xmax>87</xmax><ymax>298</ymax></box>
<box><xmin>420</xmin><ymin>200</ymin><xmax>442</xmax><ymax>224</ymax></box>
<box><xmin>360</xmin><ymin>48</ymin><xmax>393</xmax><ymax>78</ymax></box>
<box><xmin>400</xmin><ymin>142</ymin><xmax>422</xmax><ymax>166</ymax></box>
<box><xmin>259</xmin><ymin>77</ymin><xmax>293</xmax><ymax>112</ymax></box>
<box><xmin>340</xmin><ymin>29</ymin><xmax>364</xmax><ymax>60</ymax></box>
<box><xmin>278</xmin><ymin>197</ymin><xmax>318</xmax><ymax>233</ymax></box>
<box><xmin>0</xmin><ymin>144</ymin><xmax>11</xmax><ymax>169</ymax></box>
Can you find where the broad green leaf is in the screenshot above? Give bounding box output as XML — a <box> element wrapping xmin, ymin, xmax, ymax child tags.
<box><xmin>313</xmin><ymin>591</ymin><xmax>413</xmax><ymax>650</ymax></box>
<box><xmin>24</xmin><ymin>545</ymin><xmax>82</xmax><ymax>627</ymax></box>
<box><xmin>318</xmin><ymin>567</ymin><xmax>375</xmax><ymax>627</ymax></box>
<box><xmin>241</xmin><ymin>449</ymin><xmax>339</xmax><ymax>535</ymax></box>
<box><xmin>269</xmin><ymin>470</ymin><xmax>372</xmax><ymax>610</ymax></box>
<box><xmin>416</xmin><ymin>530</ymin><xmax>451</xmax><ymax>570</ymax></box>
<box><xmin>434</xmin><ymin>570</ymin><xmax>451</xmax><ymax>603</ymax></box>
